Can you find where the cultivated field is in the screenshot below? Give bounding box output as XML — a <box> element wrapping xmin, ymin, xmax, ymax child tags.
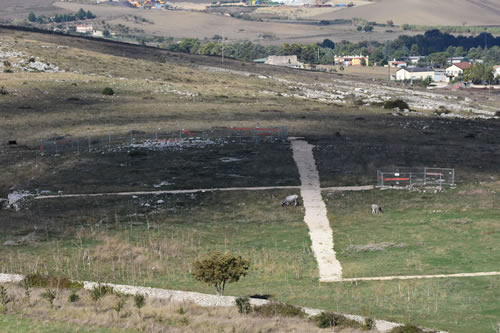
<box><xmin>310</xmin><ymin>0</ymin><xmax>500</xmax><ymax>26</ymax></box>
<box><xmin>1</xmin><ymin>29</ymin><xmax>500</xmax><ymax>333</ymax></box>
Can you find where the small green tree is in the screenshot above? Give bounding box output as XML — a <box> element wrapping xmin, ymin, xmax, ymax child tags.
<box><xmin>28</xmin><ymin>12</ymin><xmax>37</xmax><ymax>22</ymax></box>
<box><xmin>235</xmin><ymin>296</ymin><xmax>252</xmax><ymax>314</ymax></box>
<box><xmin>192</xmin><ymin>252</ymin><xmax>250</xmax><ymax>296</ymax></box>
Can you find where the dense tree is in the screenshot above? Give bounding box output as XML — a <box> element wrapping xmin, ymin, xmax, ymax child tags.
<box><xmin>192</xmin><ymin>252</ymin><xmax>250</xmax><ymax>296</ymax></box>
<box><xmin>28</xmin><ymin>12</ymin><xmax>37</xmax><ymax>22</ymax></box>
<box><xmin>463</xmin><ymin>64</ymin><xmax>494</xmax><ymax>84</ymax></box>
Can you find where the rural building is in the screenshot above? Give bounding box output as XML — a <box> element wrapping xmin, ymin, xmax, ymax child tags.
<box><xmin>334</xmin><ymin>55</ymin><xmax>369</xmax><ymax>66</ymax></box>
<box><xmin>493</xmin><ymin>65</ymin><xmax>500</xmax><ymax>78</ymax></box>
<box><xmin>447</xmin><ymin>56</ymin><xmax>468</xmax><ymax>64</ymax></box>
<box><xmin>395</xmin><ymin>67</ymin><xmax>435</xmax><ymax>81</ymax></box>
<box><xmin>446</xmin><ymin>62</ymin><xmax>472</xmax><ymax>80</ymax></box>
<box><xmin>408</xmin><ymin>56</ymin><xmax>424</xmax><ymax>64</ymax></box>
<box><xmin>433</xmin><ymin>69</ymin><xmax>447</xmax><ymax>82</ymax></box>
<box><xmin>92</xmin><ymin>30</ymin><xmax>104</xmax><ymax>37</ymax></box>
<box><xmin>76</xmin><ymin>25</ymin><xmax>93</xmax><ymax>34</ymax></box>
<box><xmin>264</xmin><ymin>55</ymin><xmax>304</xmax><ymax>69</ymax></box>
<box><xmin>389</xmin><ymin>60</ymin><xmax>407</xmax><ymax>68</ymax></box>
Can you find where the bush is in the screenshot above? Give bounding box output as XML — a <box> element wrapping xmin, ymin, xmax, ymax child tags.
<box><xmin>22</xmin><ymin>273</ymin><xmax>82</xmax><ymax>290</ymax></box>
<box><xmin>363</xmin><ymin>317</ymin><xmax>375</xmax><ymax>330</ymax></box>
<box><xmin>313</xmin><ymin>312</ymin><xmax>361</xmax><ymax>329</ymax></box>
<box><xmin>102</xmin><ymin>87</ymin><xmax>115</xmax><ymax>95</ymax></box>
<box><xmin>253</xmin><ymin>301</ymin><xmax>305</xmax><ymax>318</ymax></box>
<box><xmin>40</xmin><ymin>289</ymin><xmax>56</xmax><ymax>308</ymax></box>
<box><xmin>0</xmin><ymin>286</ymin><xmax>9</xmax><ymax>305</ymax></box>
<box><xmin>235</xmin><ymin>296</ymin><xmax>252</xmax><ymax>314</ymax></box>
<box><xmin>389</xmin><ymin>324</ymin><xmax>425</xmax><ymax>333</ymax></box>
<box><xmin>68</xmin><ymin>291</ymin><xmax>80</xmax><ymax>303</ymax></box>
<box><xmin>383</xmin><ymin>99</ymin><xmax>410</xmax><ymax>110</ymax></box>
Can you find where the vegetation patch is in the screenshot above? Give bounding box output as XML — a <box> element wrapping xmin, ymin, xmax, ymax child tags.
<box><xmin>383</xmin><ymin>99</ymin><xmax>410</xmax><ymax>110</ymax></box>
<box><xmin>253</xmin><ymin>301</ymin><xmax>306</xmax><ymax>318</ymax></box>
<box><xmin>312</xmin><ymin>311</ymin><xmax>362</xmax><ymax>329</ymax></box>
<box><xmin>22</xmin><ymin>273</ymin><xmax>83</xmax><ymax>290</ymax></box>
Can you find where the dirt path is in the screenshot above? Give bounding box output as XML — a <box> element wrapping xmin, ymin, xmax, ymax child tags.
<box><xmin>290</xmin><ymin>139</ymin><xmax>343</xmax><ymax>282</ymax></box>
<box><xmin>342</xmin><ymin>271</ymin><xmax>500</xmax><ymax>282</ymax></box>
<box><xmin>33</xmin><ymin>185</ymin><xmax>373</xmax><ymax>200</ymax></box>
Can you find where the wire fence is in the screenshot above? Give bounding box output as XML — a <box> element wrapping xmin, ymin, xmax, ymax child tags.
<box><xmin>377</xmin><ymin>167</ymin><xmax>455</xmax><ymax>190</ymax></box>
<box><xmin>38</xmin><ymin>126</ymin><xmax>288</xmax><ymax>154</ymax></box>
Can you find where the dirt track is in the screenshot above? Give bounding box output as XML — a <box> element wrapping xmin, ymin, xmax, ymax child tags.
<box><xmin>290</xmin><ymin>138</ymin><xmax>343</xmax><ymax>282</ymax></box>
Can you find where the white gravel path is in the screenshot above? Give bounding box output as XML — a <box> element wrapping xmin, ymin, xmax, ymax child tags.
<box><xmin>33</xmin><ymin>185</ymin><xmax>374</xmax><ymax>200</ymax></box>
<box><xmin>290</xmin><ymin>138</ymin><xmax>343</xmax><ymax>282</ymax></box>
<box><xmin>342</xmin><ymin>271</ymin><xmax>500</xmax><ymax>282</ymax></box>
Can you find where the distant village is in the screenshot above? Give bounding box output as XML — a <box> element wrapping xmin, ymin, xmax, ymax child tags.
<box><xmin>254</xmin><ymin>54</ymin><xmax>500</xmax><ymax>87</ymax></box>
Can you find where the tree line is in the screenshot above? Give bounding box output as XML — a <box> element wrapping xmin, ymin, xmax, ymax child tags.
<box><xmin>161</xmin><ymin>30</ymin><xmax>500</xmax><ymax>68</ymax></box>
<box><xmin>28</xmin><ymin>9</ymin><xmax>96</xmax><ymax>24</ymax></box>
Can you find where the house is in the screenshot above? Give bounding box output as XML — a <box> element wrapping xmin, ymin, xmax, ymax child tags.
<box><xmin>92</xmin><ymin>30</ymin><xmax>104</xmax><ymax>37</ymax></box>
<box><xmin>433</xmin><ymin>69</ymin><xmax>447</xmax><ymax>83</ymax></box>
<box><xmin>389</xmin><ymin>60</ymin><xmax>407</xmax><ymax>68</ymax></box>
<box><xmin>334</xmin><ymin>55</ymin><xmax>369</xmax><ymax>66</ymax></box>
<box><xmin>493</xmin><ymin>65</ymin><xmax>500</xmax><ymax>78</ymax></box>
<box><xmin>264</xmin><ymin>55</ymin><xmax>304</xmax><ymax>69</ymax></box>
<box><xmin>408</xmin><ymin>56</ymin><xmax>424</xmax><ymax>65</ymax></box>
<box><xmin>76</xmin><ymin>25</ymin><xmax>93</xmax><ymax>34</ymax></box>
<box><xmin>447</xmin><ymin>56</ymin><xmax>468</xmax><ymax>64</ymax></box>
<box><xmin>395</xmin><ymin>67</ymin><xmax>435</xmax><ymax>81</ymax></box>
<box><xmin>446</xmin><ymin>62</ymin><xmax>472</xmax><ymax>80</ymax></box>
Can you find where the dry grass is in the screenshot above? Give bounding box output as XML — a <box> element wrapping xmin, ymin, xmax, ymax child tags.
<box><xmin>1</xmin><ymin>283</ymin><xmax>362</xmax><ymax>333</ymax></box>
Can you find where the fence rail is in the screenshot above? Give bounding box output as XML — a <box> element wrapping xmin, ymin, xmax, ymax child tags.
<box><xmin>377</xmin><ymin>167</ymin><xmax>455</xmax><ymax>189</ymax></box>
<box><xmin>38</xmin><ymin>126</ymin><xmax>288</xmax><ymax>154</ymax></box>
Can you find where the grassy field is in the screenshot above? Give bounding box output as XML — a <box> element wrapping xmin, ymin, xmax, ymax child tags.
<box><xmin>1</xmin><ymin>29</ymin><xmax>499</xmax><ymax>333</ymax></box>
<box><xmin>325</xmin><ymin>186</ymin><xmax>500</xmax><ymax>277</ymax></box>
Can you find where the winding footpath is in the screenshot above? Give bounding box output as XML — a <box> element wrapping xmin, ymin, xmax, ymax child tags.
<box><xmin>290</xmin><ymin>139</ymin><xmax>343</xmax><ymax>282</ymax></box>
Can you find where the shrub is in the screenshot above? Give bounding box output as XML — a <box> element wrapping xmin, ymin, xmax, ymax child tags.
<box><xmin>253</xmin><ymin>301</ymin><xmax>305</xmax><ymax>318</ymax></box>
<box><xmin>235</xmin><ymin>296</ymin><xmax>252</xmax><ymax>314</ymax></box>
<box><xmin>134</xmin><ymin>294</ymin><xmax>146</xmax><ymax>318</ymax></box>
<box><xmin>313</xmin><ymin>312</ymin><xmax>361</xmax><ymax>329</ymax></box>
<box><xmin>102</xmin><ymin>87</ymin><xmax>115</xmax><ymax>95</ymax></box>
<box><xmin>22</xmin><ymin>273</ymin><xmax>83</xmax><ymax>290</ymax></box>
<box><xmin>192</xmin><ymin>252</ymin><xmax>250</xmax><ymax>296</ymax></box>
<box><xmin>68</xmin><ymin>291</ymin><xmax>80</xmax><ymax>303</ymax></box>
<box><xmin>40</xmin><ymin>289</ymin><xmax>56</xmax><ymax>308</ymax></box>
<box><xmin>0</xmin><ymin>286</ymin><xmax>9</xmax><ymax>305</ymax></box>
<box><xmin>383</xmin><ymin>99</ymin><xmax>410</xmax><ymax>110</ymax></box>
<box><xmin>363</xmin><ymin>317</ymin><xmax>375</xmax><ymax>330</ymax></box>
<box><xmin>389</xmin><ymin>324</ymin><xmax>425</xmax><ymax>333</ymax></box>
<box><xmin>112</xmin><ymin>296</ymin><xmax>126</xmax><ymax>316</ymax></box>
<box><xmin>90</xmin><ymin>284</ymin><xmax>114</xmax><ymax>312</ymax></box>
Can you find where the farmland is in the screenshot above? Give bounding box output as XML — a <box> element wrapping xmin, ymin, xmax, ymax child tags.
<box><xmin>0</xmin><ymin>27</ymin><xmax>499</xmax><ymax>333</ymax></box>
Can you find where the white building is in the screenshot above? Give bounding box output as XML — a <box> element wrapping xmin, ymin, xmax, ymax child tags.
<box><xmin>76</xmin><ymin>25</ymin><xmax>93</xmax><ymax>34</ymax></box>
<box><xmin>264</xmin><ymin>55</ymin><xmax>304</xmax><ymax>69</ymax></box>
<box><xmin>493</xmin><ymin>65</ymin><xmax>500</xmax><ymax>79</ymax></box>
<box><xmin>446</xmin><ymin>62</ymin><xmax>472</xmax><ymax>80</ymax></box>
<box><xmin>395</xmin><ymin>67</ymin><xmax>435</xmax><ymax>81</ymax></box>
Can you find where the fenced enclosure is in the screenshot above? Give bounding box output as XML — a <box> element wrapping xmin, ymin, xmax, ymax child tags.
<box><xmin>377</xmin><ymin>167</ymin><xmax>455</xmax><ymax>189</ymax></box>
<box><xmin>38</xmin><ymin>126</ymin><xmax>288</xmax><ymax>154</ymax></box>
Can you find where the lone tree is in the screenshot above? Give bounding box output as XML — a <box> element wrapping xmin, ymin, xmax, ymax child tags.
<box><xmin>192</xmin><ymin>252</ymin><xmax>250</xmax><ymax>296</ymax></box>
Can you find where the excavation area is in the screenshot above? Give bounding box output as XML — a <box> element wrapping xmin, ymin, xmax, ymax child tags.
<box><xmin>1</xmin><ymin>28</ymin><xmax>499</xmax><ymax>333</ymax></box>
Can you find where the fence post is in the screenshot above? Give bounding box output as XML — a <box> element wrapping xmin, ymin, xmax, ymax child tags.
<box><xmin>451</xmin><ymin>169</ymin><xmax>455</xmax><ymax>186</ymax></box>
<box><xmin>424</xmin><ymin>167</ymin><xmax>427</xmax><ymax>185</ymax></box>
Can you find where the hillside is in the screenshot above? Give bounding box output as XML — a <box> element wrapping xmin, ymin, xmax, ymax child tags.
<box><xmin>311</xmin><ymin>0</ymin><xmax>500</xmax><ymax>26</ymax></box>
